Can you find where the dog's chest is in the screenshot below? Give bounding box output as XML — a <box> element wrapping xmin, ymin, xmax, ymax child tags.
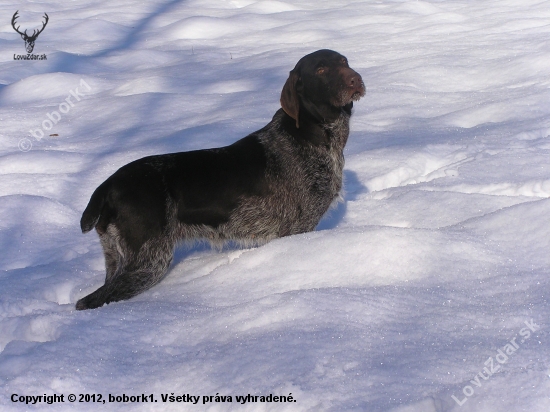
<box><xmin>308</xmin><ymin>124</ymin><xmax>347</xmax><ymax>197</ymax></box>
<box><xmin>286</xmin><ymin>117</ymin><xmax>349</xmax><ymax>214</ymax></box>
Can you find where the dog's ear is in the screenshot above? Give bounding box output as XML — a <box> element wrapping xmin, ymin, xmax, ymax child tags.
<box><xmin>280</xmin><ymin>69</ymin><xmax>300</xmax><ymax>128</ymax></box>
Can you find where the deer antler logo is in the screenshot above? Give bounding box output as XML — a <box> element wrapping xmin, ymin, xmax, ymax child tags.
<box><xmin>12</xmin><ymin>11</ymin><xmax>49</xmax><ymax>54</ymax></box>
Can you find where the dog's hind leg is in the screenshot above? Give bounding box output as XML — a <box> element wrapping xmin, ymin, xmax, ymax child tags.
<box><xmin>99</xmin><ymin>232</ymin><xmax>121</xmax><ymax>283</ymax></box>
<box><xmin>76</xmin><ymin>237</ymin><xmax>175</xmax><ymax>310</ymax></box>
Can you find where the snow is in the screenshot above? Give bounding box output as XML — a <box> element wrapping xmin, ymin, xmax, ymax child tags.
<box><xmin>0</xmin><ymin>0</ymin><xmax>549</xmax><ymax>411</ymax></box>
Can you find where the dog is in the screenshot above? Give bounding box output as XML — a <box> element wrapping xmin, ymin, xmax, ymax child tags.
<box><xmin>76</xmin><ymin>49</ymin><xmax>365</xmax><ymax>310</ymax></box>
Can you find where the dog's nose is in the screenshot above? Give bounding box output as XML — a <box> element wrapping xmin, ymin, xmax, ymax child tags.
<box><xmin>344</xmin><ymin>69</ymin><xmax>364</xmax><ymax>91</ymax></box>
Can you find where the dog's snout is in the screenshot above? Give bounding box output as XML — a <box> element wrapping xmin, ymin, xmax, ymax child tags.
<box><xmin>343</xmin><ymin>68</ymin><xmax>364</xmax><ymax>91</ymax></box>
<box><xmin>344</xmin><ymin>69</ymin><xmax>365</xmax><ymax>101</ymax></box>
<box><xmin>349</xmin><ymin>73</ymin><xmax>359</xmax><ymax>88</ymax></box>
<box><xmin>353</xmin><ymin>74</ymin><xmax>365</xmax><ymax>92</ymax></box>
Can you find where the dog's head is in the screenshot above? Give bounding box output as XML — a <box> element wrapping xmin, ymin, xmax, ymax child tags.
<box><xmin>281</xmin><ymin>49</ymin><xmax>365</xmax><ymax>128</ymax></box>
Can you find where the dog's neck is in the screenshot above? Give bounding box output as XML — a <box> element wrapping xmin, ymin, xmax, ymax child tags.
<box><xmin>301</xmin><ymin>96</ymin><xmax>354</xmax><ymax>124</ymax></box>
<box><xmin>281</xmin><ymin>102</ymin><xmax>351</xmax><ymax>149</ymax></box>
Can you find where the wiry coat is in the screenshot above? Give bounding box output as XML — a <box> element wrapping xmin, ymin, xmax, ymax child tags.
<box><xmin>76</xmin><ymin>49</ymin><xmax>365</xmax><ymax>310</ymax></box>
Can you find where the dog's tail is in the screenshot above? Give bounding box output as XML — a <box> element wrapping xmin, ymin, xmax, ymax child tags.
<box><xmin>80</xmin><ymin>181</ymin><xmax>110</xmax><ymax>233</ymax></box>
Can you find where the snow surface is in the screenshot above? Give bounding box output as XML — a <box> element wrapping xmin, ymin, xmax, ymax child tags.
<box><xmin>1</xmin><ymin>0</ymin><xmax>549</xmax><ymax>411</ymax></box>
